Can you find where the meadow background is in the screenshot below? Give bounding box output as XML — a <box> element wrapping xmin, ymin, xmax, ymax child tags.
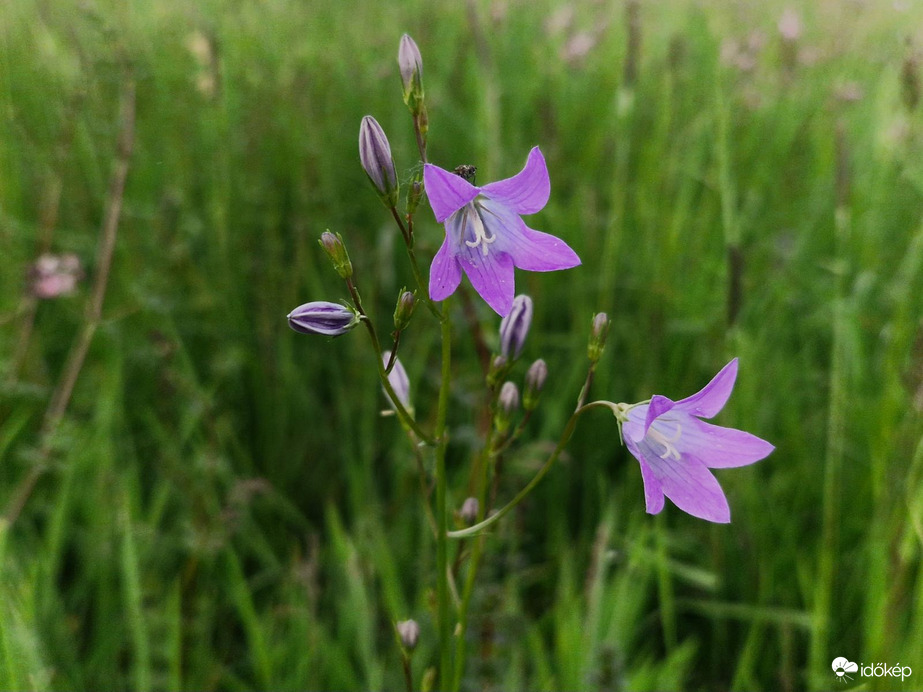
<box><xmin>2</xmin><ymin>0</ymin><xmax>923</xmax><ymax>689</ymax></box>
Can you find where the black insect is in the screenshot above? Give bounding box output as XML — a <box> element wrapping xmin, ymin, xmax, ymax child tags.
<box><xmin>453</xmin><ymin>165</ymin><xmax>477</xmax><ymax>184</ymax></box>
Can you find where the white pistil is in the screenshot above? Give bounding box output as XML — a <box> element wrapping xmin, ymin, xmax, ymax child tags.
<box><xmin>464</xmin><ymin>206</ymin><xmax>497</xmax><ymax>256</ymax></box>
<box><xmin>646</xmin><ymin>421</ymin><xmax>682</xmax><ymax>460</ymax></box>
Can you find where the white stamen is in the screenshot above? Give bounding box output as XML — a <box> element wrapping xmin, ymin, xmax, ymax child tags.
<box><xmin>646</xmin><ymin>421</ymin><xmax>682</xmax><ymax>460</ymax></box>
<box><xmin>464</xmin><ymin>206</ymin><xmax>497</xmax><ymax>256</ymax></box>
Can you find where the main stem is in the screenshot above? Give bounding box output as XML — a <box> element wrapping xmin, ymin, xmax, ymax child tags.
<box><xmin>435</xmin><ymin>300</ymin><xmax>452</xmax><ymax>687</ymax></box>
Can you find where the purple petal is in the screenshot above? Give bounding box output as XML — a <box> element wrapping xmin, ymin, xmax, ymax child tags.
<box><xmin>622</xmin><ymin>404</ymin><xmax>647</xmax><ymax>444</ymax></box>
<box><xmin>626</xmin><ymin>437</ymin><xmax>665</xmax><ymax>514</ymax></box>
<box><xmin>674</xmin><ymin>359</ymin><xmax>738</xmax><ymax>419</ymax></box>
<box><xmin>457</xmin><ymin>246</ymin><xmax>515</xmax><ymax>316</ymax></box>
<box><xmin>429</xmin><ymin>236</ymin><xmax>462</xmax><ymax>302</ymax></box>
<box><xmin>479</xmin><ymin>147</ymin><xmax>550</xmax><ymax>215</ymax></box>
<box><xmin>640</xmin><ymin>447</ymin><xmax>731</xmax><ymax>523</ymax></box>
<box><xmin>424</xmin><ymin>164</ymin><xmax>479</xmax><ymax>222</ymax></box>
<box><xmin>476</xmin><ymin>199</ymin><xmax>580</xmax><ymax>272</ymax></box>
<box><xmin>680</xmin><ymin>418</ymin><xmax>775</xmax><ymax>468</ymax></box>
<box><xmin>643</xmin><ymin>395</ymin><xmax>676</xmax><ymax>435</ymax></box>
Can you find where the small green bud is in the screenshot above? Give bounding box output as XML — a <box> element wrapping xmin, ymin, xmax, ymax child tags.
<box><xmin>523</xmin><ymin>359</ymin><xmax>547</xmax><ymax>411</ymax></box>
<box><xmin>588</xmin><ymin>312</ymin><xmax>610</xmax><ymax>363</ymax></box>
<box><xmin>318</xmin><ymin>231</ymin><xmax>352</xmax><ymax>279</ymax></box>
<box><xmin>393</xmin><ymin>290</ymin><xmax>415</xmax><ymax>331</ymax></box>
<box><xmin>406</xmin><ymin>176</ymin><xmax>424</xmax><ymax>216</ymax></box>
<box><xmin>487</xmin><ymin>355</ymin><xmax>508</xmax><ymax>388</ymax></box>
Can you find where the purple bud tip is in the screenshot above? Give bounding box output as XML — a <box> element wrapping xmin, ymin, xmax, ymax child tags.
<box><xmin>398</xmin><ymin>34</ymin><xmax>423</xmax><ymax>93</ymax></box>
<box><xmin>499</xmin><ymin>294</ymin><xmax>534</xmax><ymax>359</ymax></box>
<box><xmin>526</xmin><ymin>359</ymin><xmax>548</xmax><ymax>392</ymax></box>
<box><xmin>359</xmin><ymin>116</ymin><xmax>398</xmax><ymax>203</ymax></box>
<box><xmin>460</xmin><ymin>497</ymin><xmax>480</xmax><ymax>524</ymax></box>
<box><xmin>499</xmin><ymin>381</ymin><xmax>520</xmax><ymax>414</ymax></box>
<box><xmin>592</xmin><ymin>312</ymin><xmax>609</xmax><ymax>337</ymax></box>
<box><xmin>396</xmin><ymin>619</ymin><xmax>420</xmax><ymax>650</ymax></box>
<box><xmin>287</xmin><ymin>301</ymin><xmax>358</xmax><ymax>337</ymax></box>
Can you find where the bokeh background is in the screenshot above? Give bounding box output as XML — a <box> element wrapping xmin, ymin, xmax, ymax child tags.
<box><xmin>2</xmin><ymin>0</ymin><xmax>923</xmax><ymax>689</ymax></box>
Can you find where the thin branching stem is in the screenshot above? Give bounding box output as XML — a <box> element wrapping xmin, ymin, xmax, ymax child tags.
<box><xmin>345</xmin><ymin>278</ymin><xmax>434</xmax><ymax>445</ymax></box>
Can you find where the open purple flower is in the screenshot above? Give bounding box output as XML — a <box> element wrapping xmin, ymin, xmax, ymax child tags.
<box><xmin>423</xmin><ymin>147</ymin><xmax>580</xmax><ymax>316</ymax></box>
<box><xmin>619</xmin><ymin>359</ymin><xmax>773</xmax><ymax>523</ymax></box>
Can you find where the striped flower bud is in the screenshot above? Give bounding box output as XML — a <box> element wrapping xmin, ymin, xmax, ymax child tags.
<box><xmin>287</xmin><ymin>301</ymin><xmax>358</xmax><ymax>337</ymax></box>
<box><xmin>499</xmin><ymin>294</ymin><xmax>533</xmax><ymax>360</ymax></box>
<box><xmin>359</xmin><ymin>115</ymin><xmax>399</xmax><ymax>207</ymax></box>
<box><xmin>398</xmin><ymin>34</ymin><xmax>424</xmax><ymax>108</ymax></box>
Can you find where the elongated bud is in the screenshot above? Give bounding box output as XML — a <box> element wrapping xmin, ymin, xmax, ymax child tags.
<box><xmin>398</xmin><ymin>34</ymin><xmax>424</xmax><ymax>109</ymax></box>
<box><xmin>523</xmin><ymin>359</ymin><xmax>547</xmax><ymax>411</ymax></box>
<box><xmin>499</xmin><ymin>294</ymin><xmax>533</xmax><ymax>359</ymax></box>
<box><xmin>288</xmin><ymin>301</ymin><xmax>358</xmax><ymax>337</ymax></box>
<box><xmin>382</xmin><ymin>351</ymin><xmax>411</xmax><ymax>410</ymax></box>
<box><xmin>396</xmin><ymin>619</ymin><xmax>420</xmax><ymax>651</ymax></box>
<box><xmin>318</xmin><ymin>231</ymin><xmax>352</xmax><ymax>279</ymax></box>
<box><xmin>588</xmin><ymin>312</ymin><xmax>610</xmax><ymax>363</ymax></box>
<box><xmin>459</xmin><ymin>497</ymin><xmax>479</xmax><ymax>524</ymax></box>
<box><xmin>495</xmin><ymin>381</ymin><xmax>519</xmax><ymax>432</ymax></box>
<box><xmin>393</xmin><ymin>290</ymin><xmax>415</xmax><ymax>331</ymax></box>
<box><xmin>359</xmin><ymin>116</ymin><xmax>399</xmax><ymax>207</ymax></box>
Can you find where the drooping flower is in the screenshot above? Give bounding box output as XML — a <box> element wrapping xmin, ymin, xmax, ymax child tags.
<box><xmin>616</xmin><ymin>359</ymin><xmax>773</xmax><ymax>523</ymax></box>
<box><xmin>424</xmin><ymin>147</ymin><xmax>580</xmax><ymax>316</ymax></box>
<box><xmin>287</xmin><ymin>301</ymin><xmax>359</xmax><ymax>337</ymax></box>
<box><xmin>382</xmin><ymin>351</ymin><xmax>411</xmax><ymax>411</ymax></box>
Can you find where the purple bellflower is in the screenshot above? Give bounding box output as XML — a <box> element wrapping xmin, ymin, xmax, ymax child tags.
<box><xmin>423</xmin><ymin>147</ymin><xmax>580</xmax><ymax>316</ymax></box>
<box><xmin>617</xmin><ymin>359</ymin><xmax>773</xmax><ymax>523</ymax></box>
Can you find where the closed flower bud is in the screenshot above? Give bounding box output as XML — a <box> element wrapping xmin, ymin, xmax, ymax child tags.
<box><xmin>588</xmin><ymin>312</ymin><xmax>610</xmax><ymax>363</ymax></box>
<box><xmin>487</xmin><ymin>355</ymin><xmax>508</xmax><ymax>388</ymax></box>
<box><xmin>495</xmin><ymin>381</ymin><xmax>519</xmax><ymax>432</ymax></box>
<box><xmin>406</xmin><ymin>176</ymin><xmax>424</xmax><ymax>215</ymax></box>
<box><xmin>359</xmin><ymin>115</ymin><xmax>399</xmax><ymax>207</ymax></box>
<box><xmin>287</xmin><ymin>301</ymin><xmax>358</xmax><ymax>337</ymax></box>
<box><xmin>318</xmin><ymin>231</ymin><xmax>352</xmax><ymax>279</ymax></box>
<box><xmin>382</xmin><ymin>351</ymin><xmax>411</xmax><ymax>411</ymax></box>
<box><xmin>396</xmin><ymin>619</ymin><xmax>420</xmax><ymax>651</ymax></box>
<box><xmin>398</xmin><ymin>34</ymin><xmax>424</xmax><ymax>109</ymax></box>
<box><xmin>499</xmin><ymin>294</ymin><xmax>533</xmax><ymax>360</ymax></box>
<box><xmin>523</xmin><ymin>358</ymin><xmax>547</xmax><ymax>411</ymax></box>
<box><xmin>459</xmin><ymin>497</ymin><xmax>480</xmax><ymax>524</ymax></box>
<box><xmin>393</xmin><ymin>290</ymin><xmax>415</xmax><ymax>331</ymax></box>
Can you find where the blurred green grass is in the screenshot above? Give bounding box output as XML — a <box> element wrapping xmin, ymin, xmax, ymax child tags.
<box><xmin>2</xmin><ymin>0</ymin><xmax>923</xmax><ymax>689</ymax></box>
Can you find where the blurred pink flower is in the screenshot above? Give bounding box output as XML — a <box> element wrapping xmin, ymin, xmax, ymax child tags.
<box><xmin>30</xmin><ymin>253</ymin><xmax>82</xmax><ymax>299</ymax></box>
